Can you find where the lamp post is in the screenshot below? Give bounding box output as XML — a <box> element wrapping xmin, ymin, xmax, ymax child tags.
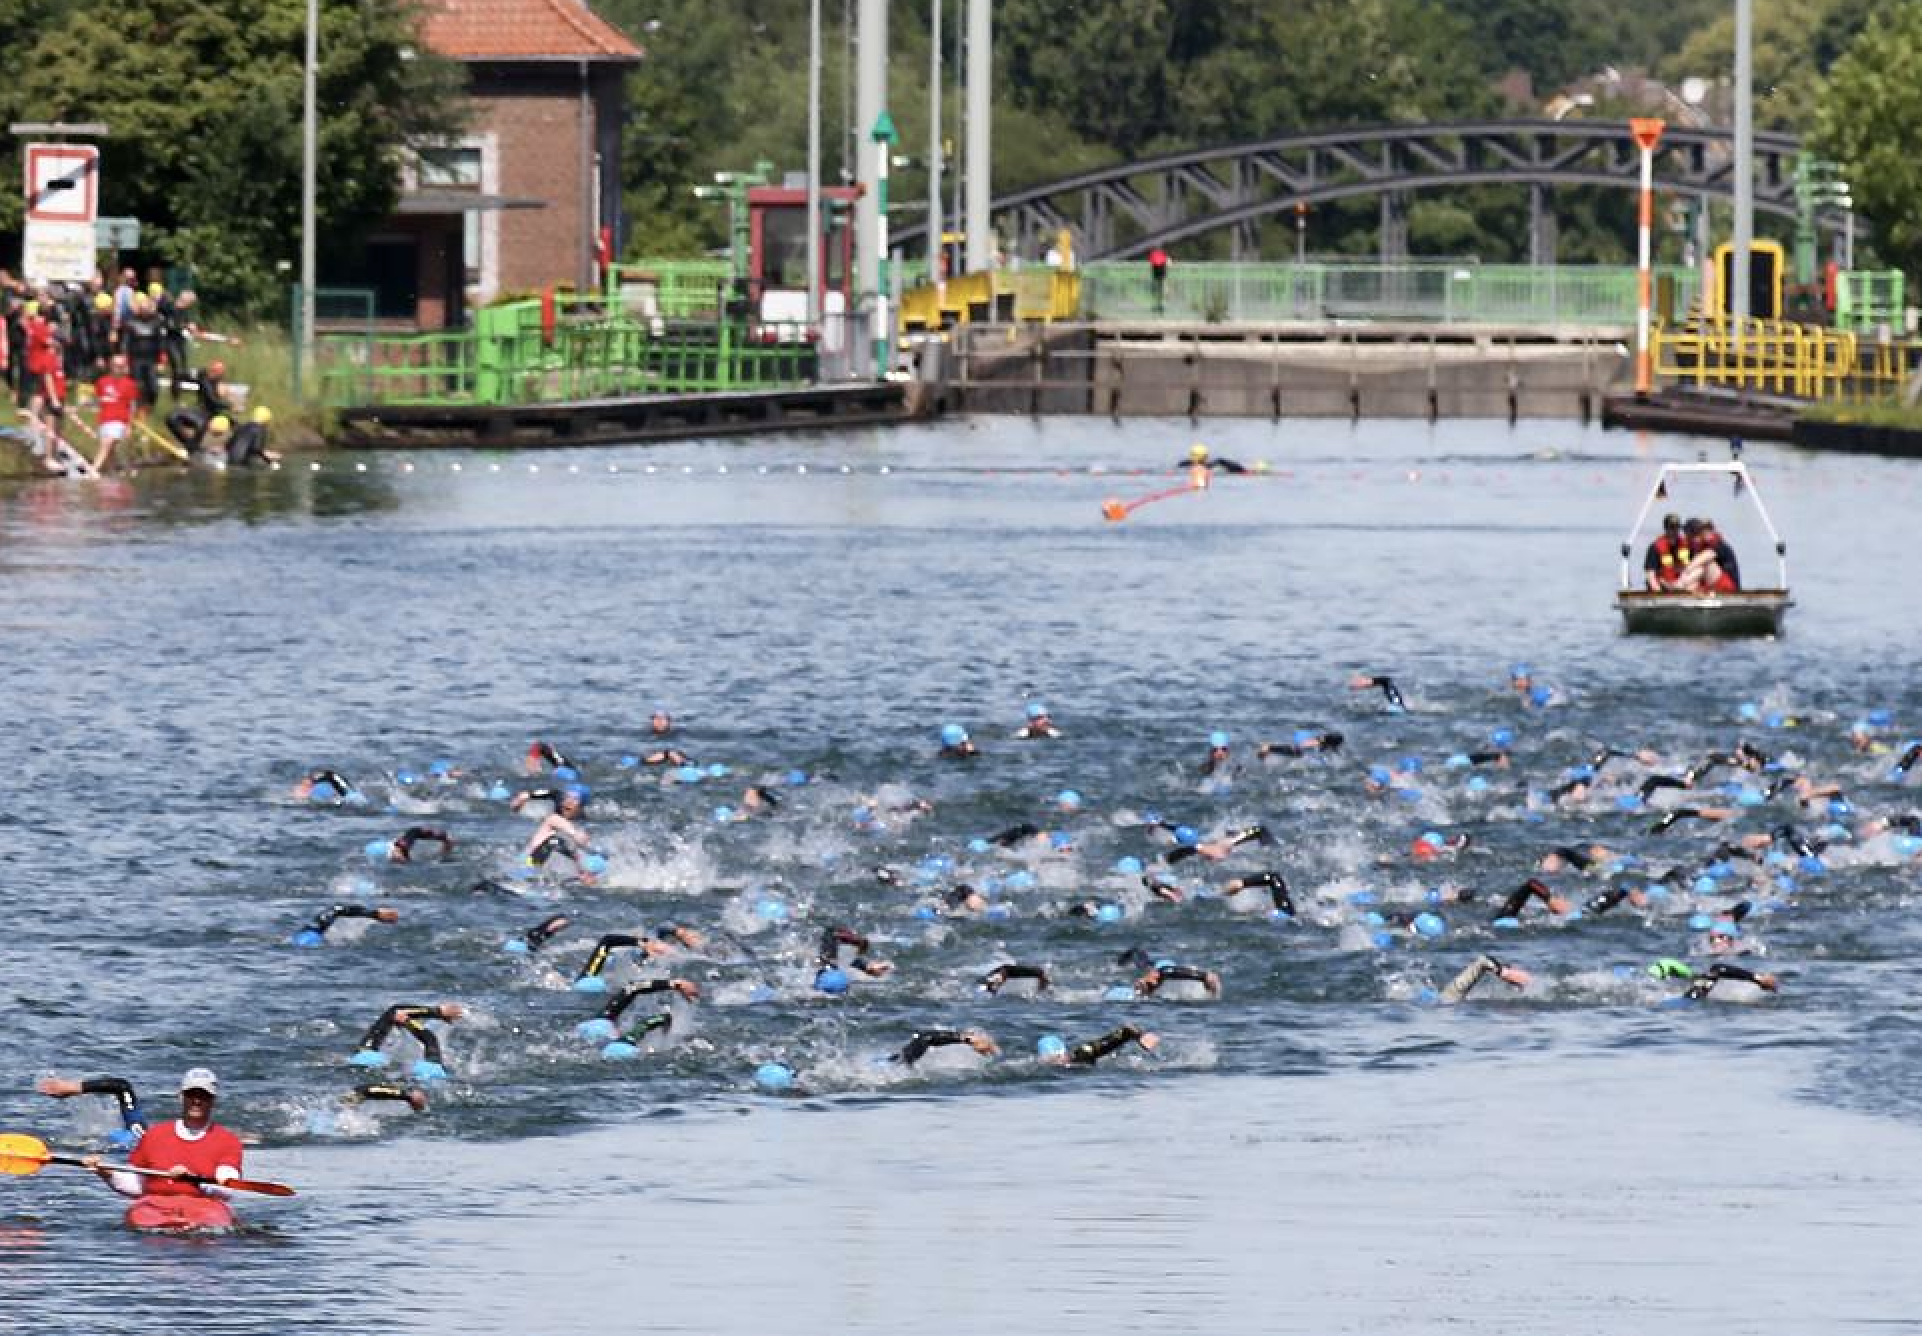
<box><xmin>928</xmin><ymin>0</ymin><xmax>943</xmax><ymax>293</ymax></box>
<box><xmin>872</xmin><ymin>110</ymin><xmax>897</xmax><ymax>376</ymax></box>
<box><xmin>300</xmin><ymin>0</ymin><xmax>318</xmax><ymax>397</ymax></box>
<box><xmin>806</xmin><ymin>0</ymin><xmax>821</xmax><ymax>334</ymax></box>
<box><xmin>1731</xmin><ymin>0</ymin><xmax>1754</xmax><ymax>325</ymax></box>
<box><xmin>1630</xmin><ymin>118</ymin><xmax>1665</xmax><ymax>397</ymax></box>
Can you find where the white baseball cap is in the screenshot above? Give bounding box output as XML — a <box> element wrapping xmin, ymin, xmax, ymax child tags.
<box><xmin>179</xmin><ymin>1068</ymin><xmax>219</xmax><ymax>1096</ymax></box>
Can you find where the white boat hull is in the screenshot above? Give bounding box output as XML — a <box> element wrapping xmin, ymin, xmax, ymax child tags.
<box><xmin>1616</xmin><ymin>590</ymin><xmax>1791</xmax><ymax>637</ymax></box>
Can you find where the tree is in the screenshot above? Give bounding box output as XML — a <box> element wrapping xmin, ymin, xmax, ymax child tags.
<box><xmin>1666</xmin><ymin>0</ymin><xmax>1876</xmax><ymax>132</ymax></box>
<box><xmin>0</xmin><ymin>0</ymin><xmax>460</xmax><ymax>313</ymax></box>
<box><xmin>1816</xmin><ymin>1</ymin><xmax>1922</xmax><ymax>279</ymax></box>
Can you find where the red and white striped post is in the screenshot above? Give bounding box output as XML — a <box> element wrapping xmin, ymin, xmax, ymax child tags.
<box><xmin>1630</xmin><ymin>118</ymin><xmax>1666</xmax><ymax>397</ymax></box>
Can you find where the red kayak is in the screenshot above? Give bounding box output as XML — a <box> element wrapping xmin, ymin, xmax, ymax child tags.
<box><xmin>125</xmin><ymin>1194</ymin><xmax>236</xmax><ymax>1233</ymax></box>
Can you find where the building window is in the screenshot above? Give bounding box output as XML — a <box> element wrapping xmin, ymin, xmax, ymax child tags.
<box><xmin>418</xmin><ymin>146</ymin><xmax>483</xmax><ymax>190</ymax></box>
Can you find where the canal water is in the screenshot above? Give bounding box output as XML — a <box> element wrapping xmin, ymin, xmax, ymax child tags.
<box><xmin>1</xmin><ymin>417</ymin><xmax>1919</xmax><ymax>1332</ymax></box>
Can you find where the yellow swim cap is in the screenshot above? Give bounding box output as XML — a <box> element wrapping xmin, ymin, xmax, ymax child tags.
<box><xmin>208</xmin><ymin>415</ymin><xmax>231</xmax><ymax>434</ymax></box>
<box><xmin>1188</xmin><ymin>443</ymin><xmax>1208</xmax><ymax>461</ymax></box>
<box><xmin>147</xmin><ymin>282</ymin><xmax>164</xmax><ymax>298</ymax></box>
<box><xmin>252</xmin><ymin>406</ymin><xmax>272</xmax><ymax>425</ymax></box>
<box><xmin>93</xmin><ymin>292</ymin><xmax>113</xmax><ymax>311</ymax></box>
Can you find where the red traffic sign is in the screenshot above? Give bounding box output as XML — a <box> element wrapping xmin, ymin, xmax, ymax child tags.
<box><xmin>24</xmin><ymin>143</ymin><xmax>99</xmax><ymax>224</ymax></box>
<box><xmin>1628</xmin><ymin>118</ymin><xmax>1666</xmax><ymax>153</ymax></box>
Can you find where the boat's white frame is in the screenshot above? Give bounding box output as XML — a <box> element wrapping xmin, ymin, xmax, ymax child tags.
<box><xmin>1616</xmin><ymin>459</ymin><xmax>1789</xmax><ymax>593</ymax></box>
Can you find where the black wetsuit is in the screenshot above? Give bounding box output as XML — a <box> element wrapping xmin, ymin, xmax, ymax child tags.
<box><xmin>528</xmin><ymin>833</ymin><xmax>585</xmax><ymax>868</ymax></box>
<box><xmin>305</xmin><ymin>768</ymin><xmax>355</xmax><ymax>797</ymax></box>
<box><xmin>817</xmin><ymin>926</ymin><xmax>883</xmax><ymax>974</ymax></box>
<box><xmin>1356</xmin><ymin>675</ymin><xmax>1406</xmax><ymax>710</ymax></box>
<box><xmin>357</xmin><ymin>1005</ymin><xmax>448</xmax><ymax>1063</ymax></box>
<box><xmin>1894</xmin><ymin>744</ymin><xmax>1922</xmax><ymax>780</ymax></box>
<box><xmin>893</xmin><ymin>1030</ymin><xmax>981</xmax><ymax>1066</ymax></box>
<box><xmin>349</xmin><ymin>1083</ymin><xmax>419</xmax><ymax>1106</ymax></box>
<box><xmin>1230</xmin><ymin>870</ymin><xmax>1294</xmax><ymax>916</ymax></box>
<box><xmin>305</xmin><ymin>904</ymin><xmax>384</xmax><ymax>937</ymax></box>
<box><xmin>1492</xmin><ymin>878</ymin><xmax>1557</xmax><ymax>921</ymax></box>
<box><xmin>73</xmin><ymin>1077</ymin><xmax>148</xmax><ymax>1139</ymax></box>
<box><xmin>519</xmin><ymin>913</ymin><xmax>570</xmax><ymax>952</ymax></box>
<box><xmin>1138</xmin><ymin>964</ymin><xmax>1215</xmax><ymax>997</ymax></box>
<box><xmin>527</xmin><ymin>741</ymin><xmax>574</xmax><ymax>771</ymax></box>
<box><xmin>578</xmin><ymin>935</ymin><xmax>648</xmax><ymax>980</ymax></box>
<box><xmin>391</xmin><ymin>826</ymin><xmax>453</xmax><ymax>862</ymax></box>
<box><xmin>1067</xmin><ymin>1025</ymin><xmax>1149</xmax><ymax>1066</ymax></box>
<box><xmin>988</xmin><ymin>822</ymin><xmax>1043</xmax><ymax>848</ymax></box>
<box><xmin>1165</xmin><ymin>824</ymin><xmax>1272</xmax><ymax>865</ymax></box>
<box><xmin>118</xmin><ymin>312</ymin><xmax>163</xmax><ymax>407</ymax></box>
<box><xmin>976</xmin><ymin>963</ymin><xmax>1050</xmax><ymax>995</ymax></box>
<box><xmin>1683</xmin><ymin>963</ymin><xmax>1772</xmax><ymax>1001</ymax></box>
<box><xmin>594</xmin><ymin>979</ymin><xmax>689</xmax><ymax>1024</ymax></box>
<box><xmin>227</xmin><ymin>420</ymin><xmax>270</xmax><ymax>466</ymax></box>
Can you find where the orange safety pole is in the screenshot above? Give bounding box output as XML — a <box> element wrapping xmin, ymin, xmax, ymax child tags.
<box><xmin>1630</xmin><ymin>118</ymin><xmax>1665</xmax><ymax>396</ymax></box>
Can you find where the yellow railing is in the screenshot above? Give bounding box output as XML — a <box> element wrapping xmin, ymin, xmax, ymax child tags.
<box><xmin>1649</xmin><ymin>318</ymin><xmax>1916</xmax><ymax>400</ymax></box>
<box><xmin>899</xmin><ymin>268</ymin><xmax>1081</xmax><ymax>332</ymax></box>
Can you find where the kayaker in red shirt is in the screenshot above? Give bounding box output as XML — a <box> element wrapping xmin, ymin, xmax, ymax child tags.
<box><xmin>87</xmin><ymin>1067</ymin><xmax>242</xmax><ymax>1200</ymax></box>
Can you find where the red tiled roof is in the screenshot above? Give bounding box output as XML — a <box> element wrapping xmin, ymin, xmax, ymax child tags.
<box><xmin>420</xmin><ymin>0</ymin><xmax>643</xmax><ymax>62</ymax></box>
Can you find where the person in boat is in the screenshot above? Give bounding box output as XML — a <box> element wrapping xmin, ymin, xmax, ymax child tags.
<box><xmin>1438</xmin><ymin>954</ymin><xmax>1532</xmax><ymax>1003</ymax></box>
<box><xmin>891</xmin><ymin>1028</ymin><xmax>999</xmax><ymax>1066</ymax></box>
<box><xmin>84</xmin><ymin>1067</ymin><xmax>242</xmax><ymax>1204</ymax></box>
<box><xmin>1643</xmin><ymin>512</ymin><xmax>1688</xmax><ymax>590</ymax></box>
<box><xmin>1676</xmin><ymin>518</ymin><xmax>1738</xmax><ymax>594</ymax></box>
<box><xmin>37</xmin><ymin>1075</ymin><xmax>149</xmax><ymax>1147</ymax></box>
<box><xmin>1038</xmin><ymin>1024</ymin><xmax>1161</xmax><ymax>1066</ymax></box>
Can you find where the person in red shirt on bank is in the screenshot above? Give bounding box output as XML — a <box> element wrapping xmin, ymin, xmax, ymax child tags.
<box><xmin>89</xmin><ymin>353</ymin><xmax>139</xmax><ymax>473</ymax></box>
<box><xmin>86</xmin><ymin>1067</ymin><xmax>242</xmax><ymax>1203</ymax></box>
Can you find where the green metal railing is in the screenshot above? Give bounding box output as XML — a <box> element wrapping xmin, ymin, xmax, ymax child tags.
<box><xmin>1836</xmin><ymin>270</ymin><xmax>1905</xmax><ymax>334</ymax></box>
<box><xmin>1075</xmin><ymin>261</ymin><xmax>1703</xmax><ymax>326</ymax></box>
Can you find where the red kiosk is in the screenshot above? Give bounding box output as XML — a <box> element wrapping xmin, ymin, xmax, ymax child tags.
<box><xmin>746</xmin><ymin>183</ymin><xmax>859</xmax><ymax>340</ymax></box>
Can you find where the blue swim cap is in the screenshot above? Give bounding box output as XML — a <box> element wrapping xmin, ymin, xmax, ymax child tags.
<box><xmin>1736</xmin><ymin>788</ymin><xmax>1764</xmax><ymax>807</ymax></box>
<box><xmin>1005</xmin><ymin>870</ymin><xmax>1037</xmax><ymax>891</ymax></box>
<box><xmin>363</xmin><ymin>839</ymin><xmax>391</xmax><ymax>864</ymax></box>
<box><xmin>573</xmin><ymin>975</ymin><xmax>608</xmax><ymax>994</ymax></box>
<box><xmin>1688</xmin><ymin>912</ymin><xmax>1715</xmax><ymax>931</ymax></box>
<box><xmin>1467</xmin><ymin>776</ymin><xmax>1490</xmax><ymax>793</ymax></box>
<box><xmin>1294</xmin><ymin>729</ymin><xmax>1317</xmax><ymax>747</ymax></box>
<box><xmin>712</xmin><ymin>805</ymin><xmax>735</xmax><ymax>822</ymax></box>
<box><xmin>706</xmin><ymin>763</ymin><xmax>728</xmax><ymax>779</ymax></box>
<box><xmin>674</xmin><ymin>765</ymin><xmax>703</xmax><ymax>783</ymax></box>
<box><xmin>1095</xmin><ymin>903</ymin><xmax>1124</xmax><ymax>923</ymax></box>
<box><xmin>985</xmin><ymin>903</ymin><xmax>1013</xmax><ymax>921</ymax></box>
<box><xmin>1510</xmin><ymin>663</ymin><xmax>1531</xmax><ymax>680</ymax></box>
<box><xmin>1615</xmin><ymin>792</ymin><xmax>1641</xmax><ymax>809</ymax></box>
<box><xmin>1037</xmin><ymin>1035</ymin><xmax>1067</xmax><ymax>1059</ymax></box>
<box><xmin>343</xmin><ymin>789</ymin><xmax>369</xmax><ymax>807</ymax></box>
<box><xmin>1103</xmin><ymin>983</ymin><xmax>1136</xmax><ymax>1001</ymax></box>
<box><xmin>1026</xmin><ymin>702</ymin><xmax>1048</xmax><ymax>721</ymax></box>
<box><xmin>1368</xmin><ymin>766</ymin><xmax>1392</xmax><ymax>786</ymax></box>
<box><xmin>565</xmin><ymin>783</ymin><xmax>590</xmax><ymax>804</ymax></box>
<box><xmin>617</xmin><ymin>755</ymin><xmax>639</xmax><ymax>769</ymax></box>
<box><xmin>1691</xmin><ymin>877</ymin><xmax>1718</xmax><ymax>896</ymax></box>
<box><xmin>430</xmin><ymin>760</ymin><xmax>453</xmax><ymax>777</ymax></box>
<box><xmin>1425</xmin><ymin>887</ymin><xmax>1444</xmax><ymax>905</ymax></box>
<box><xmin>754</xmin><ymin>1062</ymin><xmax>796</xmax><ymax>1091</ymax></box>
<box><xmin>488</xmin><ymin>781</ymin><xmax>510</xmax><ymax>801</ymax></box>
<box><xmin>1115</xmin><ymin>855</ymin><xmax>1144</xmax><ymax>875</ymax></box>
<box><xmin>503</xmin><ymin>937</ymin><xmax>530</xmax><ymax>954</ymax></box>
<box><xmin>309</xmin><ymin>781</ymin><xmax>338</xmax><ymax>802</ymax></box>
<box><xmin>1371</xmin><ymin>931</ymin><xmax>1395</xmax><ymax>950</ymax></box>
<box><xmin>576</xmin><ymin>1018</ymin><xmax>617</xmax><ymax>1041</ymax></box>
<box><xmin>1568</xmin><ymin>764</ymin><xmax>1595</xmax><ymax>782</ymax></box>
<box><xmin>755</xmin><ymin>896</ymin><xmax>788</xmax><ymax>923</ymax></box>
<box><xmin>1492</xmin><ymin>916</ymin><xmax>1520</xmax><ymax>930</ymax></box>
<box><xmin>1174</xmin><ymin>825</ymin><xmax>1198</xmax><ymax>846</ymax></box>
<box><xmin>1401</xmin><ymin>755</ymin><xmax>1423</xmax><ymax>774</ymax></box>
<box><xmin>815</xmin><ymin>967</ymin><xmax>850</xmax><ymax>995</ymax></box>
<box><xmin>1416</xmin><ymin>986</ymin><xmax>1440</xmax><ymax>1006</ymax></box>
<box><xmin>1363</xmin><ymin>911</ymin><xmax>1386</xmax><ymax>927</ymax></box>
<box><xmin>290</xmin><ymin>928</ymin><xmax>324</xmax><ymax>949</ymax></box>
<box><xmin>1420</xmin><ymin>830</ymin><xmax>1445</xmax><ymax>847</ymax></box>
<box><xmin>581</xmin><ymin>852</ymin><xmax>609</xmax><ymax>875</ymax></box>
<box><xmin>1764</xmin><ymin>712</ymin><xmax>1785</xmax><ymax>729</ymax></box>
<box><xmin>1413</xmin><ymin>912</ymin><xmax>1446</xmax><ymax>938</ymax></box>
<box><xmin>601</xmin><ymin>1041</ymin><xmax>640</xmax><ymax>1061</ymax></box>
<box><xmin>1056</xmin><ymin>789</ymin><xmax>1083</xmax><ymax>809</ymax></box>
<box><xmin>786</xmin><ymin>769</ymin><xmax>809</xmax><ymax>786</ymax></box>
<box><xmin>1529</xmin><ymin>685</ymin><xmax>1552</xmax><ymax>707</ymax></box>
<box><xmin>1828</xmin><ymin>798</ymin><xmax>1854</xmax><ymax>818</ymax></box>
<box><xmin>395</xmin><ymin>768</ymin><xmax>420</xmax><ymax>786</ymax></box>
<box><xmin>914</xmin><ymin>905</ymin><xmax>937</xmax><ymax>921</ymax></box>
<box><xmin>1894</xmin><ymin>835</ymin><xmax>1922</xmax><ymax>858</ymax></box>
<box><xmin>1738</xmin><ymin>702</ymin><xmax>1760</xmax><ymax>721</ymax></box>
<box><xmin>1209</xmin><ymin>730</ymin><xmax>1230</xmax><ymax>749</ymax></box>
<box><xmin>940</xmin><ymin>724</ymin><xmax>968</xmax><ymax>747</ymax></box>
<box><xmin>1798</xmin><ymin>854</ymin><xmax>1826</xmax><ymax>876</ymax></box>
<box><xmin>967</xmin><ymin>837</ymin><xmax>991</xmax><ymax>854</ymax></box>
<box><xmin>1491</xmin><ymin>728</ymin><xmax>1514</xmax><ymax>748</ymax></box>
<box><xmin>1445</xmin><ymin>753</ymin><xmax>1470</xmax><ymax>769</ymax></box>
<box><xmin>350</xmin><ymin>1049</ymin><xmax>388</xmax><ymax>1068</ymax></box>
<box><xmin>1049</xmin><ymin>831</ymin><xmax>1073</xmax><ymax>850</ymax></box>
<box><xmin>553</xmin><ymin>765</ymin><xmax>579</xmax><ymax>782</ymax></box>
<box><xmin>1347</xmin><ymin>890</ymin><xmax>1379</xmax><ymax>906</ymax></box>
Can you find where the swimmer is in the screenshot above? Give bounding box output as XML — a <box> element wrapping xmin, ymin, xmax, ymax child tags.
<box><xmin>937</xmin><ymin>884</ymin><xmax>989</xmax><ymax>916</ymax></box>
<box><xmin>346</xmin><ymin>1083</ymin><xmax>431</xmax><ymax>1113</ymax></box>
<box><xmin>355</xmin><ymin>1003</ymin><xmax>464</xmax><ymax>1067</ymax></box>
<box><xmin>295</xmin><ymin>903</ymin><xmax>399</xmax><ymax>943</ymax></box>
<box><xmin>1580</xmin><ymin>885</ymin><xmax>1649</xmax><ymax>916</ymax></box>
<box><xmin>1647</xmin><ymin>806</ymin><xmax>1737</xmax><ymax>834</ymax></box>
<box><xmin>649</xmin><ymin>710</ymin><xmax>673</xmax><ymax>736</ymax></box>
<box><xmin>1201</xmin><ymin>732</ymin><xmax>1233</xmax><ymax>776</ymax></box>
<box><xmin>509</xmin><ymin>785</ymin><xmax>587</xmax><ymax>818</ymax></box>
<box><xmin>1348</xmin><ymin>673</ymin><xmax>1407</xmax><ymax>711</ymax></box>
<box><xmin>1140</xmin><ymin>871</ymin><xmax>1186</xmax><ymax>904</ymax></box>
<box><xmin>524</xmin><ymin>740</ymin><xmax>577</xmax><ymax>775</ymax></box>
<box><xmin>640</xmin><ymin>746</ymin><xmax>692</xmax><ymax>767</ymax></box>
<box><xmin>1222</xmin><ymin>870</ymin><xmax>1294</xmax><ymax>917</ymax></box>
<box><xmin>1256</xmin><ymin>729</ymin><xmax>1344</xmax><ymax>760</ymax></box>
<box><xmin>1893</xmin><ymin>741</ymin><xmax>1922</xmax><ymax>780</ymax></box>
<box><xmin>294</xmin><ymin>768</ymin><xmax>358</xmax><ymax>802</ymax></box>
<box><xmin>1537</xmin><ymin>844</ymin><xmax>1616</xmax><ymax>875</ymax></box>
<box><xmin>1046</xmin><ymin>1024</ymin><xmax>1159</xmax><ymax>1066</ymax></box>
<box><xmin>523</xmin><ymin>803</ymin><xmax>593</xmax><ymax>863</ymax></box>
<box><xmin>36</xmin><ymin>1075</ymin><xmax>149</xmax><ymax>1145</ymax></box>
<box><xmin>1437</xmin><ymin>954</ymin><xmax>1532</xmax><ymax>1003</ymax></box>
<box><xmin>938</xmin><ymin>724</ymin><xmax>979</xmax><ymax>759</ymax></box>
<box><xmin>740</xmin><ymin>784</ymin><xmax>782</xmax><ymax>813</ymax></box>
<box><xmin>1678</xmin><ymin>962</ymin><xmax>1779</xmax><ymax>1001</ymax></box>
<box><xmin>891</xmin><ymin>1029</ymin><xmax>999</xmax><ymax>1066</ymax></box>
<box><xmin>576</xmin><ymin>926</ymin><xmax>706</xmax><ymax>983</ymax></box>
<box><xmin>589</xmin><ymin>977</ymin><xmax>701</xmax><ymax>1026</ymax></box>
<box><xmin>817</xmin><ymin>925</ymin><xmax>893</xmax><ymax>977</ymax></box>
<box><xmin>1015</xmin><ymin>703</ymin><xmax>1062</xmax><ymax>740</ymax></box>
<box><xmin>987</xmin><ymin>821</ymin><xmax>1045</xmax><ymax>848</ymax></box>
<box><xmin>1490</xmin><ymin>877</ymin><xmax>1570</xmax><ymax>921</ymax></box>
<box><xmin>510</xmin><ymin>913</ymin><xmax>571</xmax><ymax>953</ymax></box>
<box><xmin>1164</xmin><ymin>823</ymin><xmax>1274</xmax><ymax>866</ymax></box>
<box><xmin>976</xmin><ymin>963</ymin><xmax>1051</xmax><ymax>996</ymax></box>
<box><xmin>388</xmin><ymin>826</ymin><xmax>454</xmax><ymax>863</ymax></box>
<box><xmin>1133</xmin><ymin>962</ymin><xmax>1222</xmax><ymax>999</ymax></box>
<box><xmin>1403</xmin><ymin>831</ymin><xmax>1472</xmax><ymax>864</ymax></box>
<box><xmin>1181</xmin><ymin>442</ymin><xmax>1246</xmax><ymax>473</ymax></box>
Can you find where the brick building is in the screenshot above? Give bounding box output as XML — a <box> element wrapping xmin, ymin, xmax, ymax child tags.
<box><xmin>350</xmin><ymin>0</ymin><xmax>642</xmax><ymax>326</ymax></box>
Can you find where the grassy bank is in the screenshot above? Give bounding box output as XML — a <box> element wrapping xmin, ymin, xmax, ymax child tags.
<box><xmin>1798</xmin><ymin>397</ymin><xmax>1922</xmax><ymax>430</ymax></box>
<box><xmin>218</xmin><ymin>325</ymin><xmax>334</xmax><ymax>449</ymax></box>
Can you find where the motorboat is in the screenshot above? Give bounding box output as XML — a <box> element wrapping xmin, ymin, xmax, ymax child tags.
<box><xmin>1615</xmin><ymin>454</ymin><xmax>1791</xmax><ymax>637</ymax></box>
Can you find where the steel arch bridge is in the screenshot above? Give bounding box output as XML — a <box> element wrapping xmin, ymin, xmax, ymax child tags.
<box><xmin>893</xmin><ymin>119</ymin><xmax>1842</xmax><ymax>263</ymax></box>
